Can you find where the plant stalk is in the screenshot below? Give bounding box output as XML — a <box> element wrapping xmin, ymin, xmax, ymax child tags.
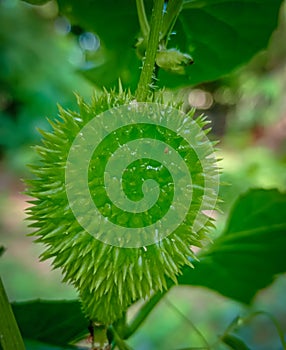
<box><xmin>123</xmin><ymin>290</ymin><xmax>167</xmax><ymax>339</ymax></box>
<box><xmin>0</xmin><ymin>278</ymin><xmax>25</xmax><ymax>350</ymax></box>
<box><xmin>164</xmin><ymin>297</ymin><xmax>210</xmax><ymax>349</ymax></box>
<box><xmin>109</xmin><ymin>325</ymin><xmax>133</xmax><ymax>350</ymax></box>
<box><xmin>135</xmin><ymin>0</ymin><xmax>165</xmax><ymax>102</ymax></box>
<box><xmin>136</xmin><ymin>0</ymin><xmax>150</xmax><ymax>39</ymax></box>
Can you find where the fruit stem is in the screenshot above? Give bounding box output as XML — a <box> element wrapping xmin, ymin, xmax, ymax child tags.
<box><xmin>135</xmin><ymin>0</ymin><xmax>165</xmax><ymax>102</ymax></box>
<box><xmin>0</xmin><ymin>278</ymin><xmax>25</xmax><ymax>350</ymax></box>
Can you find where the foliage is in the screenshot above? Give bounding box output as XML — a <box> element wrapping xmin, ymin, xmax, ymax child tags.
<box><xmin>11</xmin><ymin>300</ymin><xmax>88</xmax><ymax>347</ymax></box>
<box><xmin>44</xmin><ymin>0</ymin><xmax>284</xmax><ymax>90</ymax></box>
<box><xmin>10</xmin><ymin>189</ymin><xmax>286</xmax><ymax>349</ymax></box>
<box><xmin>0</xmin><ymin>0</ymin><xmax>286</xmax><ymax>349</ymax></box>
<box><xmin>177</xmin><ymin>189</ymin><xmax>286</xmax><ymax>303</ymax></box>
<box><xmin>0</xmin><ymin>1</ymin><xmax>92</xmax><ymax>169</ymax></box>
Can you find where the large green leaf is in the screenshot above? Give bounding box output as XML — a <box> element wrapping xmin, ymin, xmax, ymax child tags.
<box><xmin>178</xmin><ymin>189</ymin><xmax>286</xmax><ymax>303</ymax></box>
<box><xmin>56</xmin><ymin>0</ymin><xmax>143</xmax><ymax>90</ymax></box>
<box><xmin>12</xmin><ymin>300</ymin><xmax>88</xmax><ymax>347</ymax></box>
<box><xmin>159</xmin><ymin>0</ymin><xmax>283</xmax><ymax>87</ymax></box>
<box><xmin>22</xmin><ymin>0</ymin><xmax>283</xmax><ymax>89</ymax></box>
<box><xmin>24</xmin><ymin>339</ymin><xmax>78</xmax><ymax>350</ymax></box>
<box><xmin>57</xmin><ymin>0</ymin><xmax>282</xmax><ymax>88</ymax></box>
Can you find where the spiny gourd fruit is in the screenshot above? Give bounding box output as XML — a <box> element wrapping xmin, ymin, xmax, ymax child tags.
<box><xmin>27</xmin><ymin>89</ymin><xmax>218</xmax><ymax>324</ymax></box>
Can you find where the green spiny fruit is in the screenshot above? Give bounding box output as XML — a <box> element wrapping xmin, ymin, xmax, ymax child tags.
<box><xmin>26</xmin><ymin>89</ymin><xmax>218</xmax><ymax>324</ymax></box>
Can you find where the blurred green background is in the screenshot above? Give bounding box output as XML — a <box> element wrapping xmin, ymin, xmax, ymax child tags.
<box><xmin>0</xmin><ymin>0</ymin><xmax>286</xmax><ymax>349</ymax></box>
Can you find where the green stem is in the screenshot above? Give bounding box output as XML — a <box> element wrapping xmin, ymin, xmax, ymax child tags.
<box><xmin>164</xmin><ymin>298</ymin><xmax>210</xmax><ymax>350</ymax></box>
<box><xmin>210</xmin><ymin>316</ymin><xmax>241</xmax><ymax>349</ymax></box>
<box><xmin>135</xmin><ymin>0</ymin><xmax>165</xmax><ymax>102</ymax></box>
<box><xmin>124</xmin><ymin>290</ymin><xmax>167</xmax><ymax>339</ymax></box>
<box><xmin>161</xmin><ymin>0</ymin><xmax>184</xmax><ymax>43</ymax></box>
<box><xmin>113</xmin><ymin>312</ymin><xmax>127</xmax><ymax>339</ymax></box>
<box><xmin>109</xmin><ymin>326</ymin><xmax>133</xmax><ymax>350</ymax></box>
<box><xmin>0</xmin><ymin>278</ymin><xmax>25</xmax><ymax>350</ymax></box>
<box><xmin>136</xmin><ymin>0</ymin><xmax>150</xmax><ymax>39</ymax></box>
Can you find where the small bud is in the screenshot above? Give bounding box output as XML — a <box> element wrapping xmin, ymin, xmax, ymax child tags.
<box><xmin>156</xmin><ymin>48</ymin><xmax>194</xmax><ymax>74</ymax></box>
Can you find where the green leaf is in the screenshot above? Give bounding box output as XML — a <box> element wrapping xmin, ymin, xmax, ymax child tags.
<box><xmin>24</xmin><ymin>339</ymin><xmax>78</xmax><ymax>350</ymax></box>
<box><xmin>56</xmin><ymin>0</ymin><xmax>143</xmax><ymax>90</ymax></box>
<box><xmin>12</xmin><ymin>300</ymin><xmax>88</xmax><ymax>346</ymax></box>
<box><xmin>222</xmin><ymin>334</ymin><xmax>251</xmax><ymax>350</ymax></box>
<box><xmin>178</xmin><ymin>189</ymin><xmax>286</xmax><ymax>303</ymax></box>
<box><xmin>159</xmin><ymin>0</ymin><xmax>283</xmax><ymax>87</ymax></box>
<box><xmin>37</xmin><ymin>0</ymin><xmax>282</xmax><ymax>89</ymax></box>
